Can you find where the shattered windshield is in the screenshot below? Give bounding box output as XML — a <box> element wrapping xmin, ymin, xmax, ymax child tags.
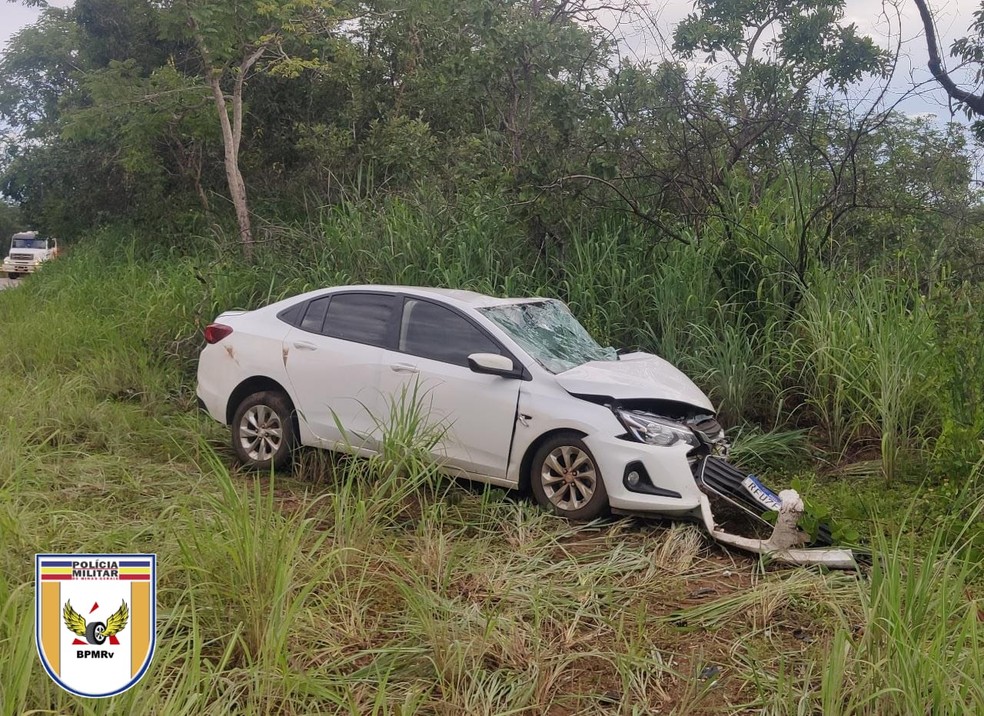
<box><xmin>479</xmin><ymin>299</ymin><xmax>617</xmax><ymax>373</ymax></box>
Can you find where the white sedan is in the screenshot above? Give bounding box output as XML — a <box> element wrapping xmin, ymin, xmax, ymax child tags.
<box><xmin>196</xmin><ymin>286</ymin><xmax>856</xmax><ymax>567</ymax></box>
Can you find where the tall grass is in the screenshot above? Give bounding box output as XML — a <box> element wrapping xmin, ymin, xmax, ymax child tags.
<box><xmin>684</xmin><ymin>304</ymin><xmax>782</xmax><ymax>427</ymax></box>
<box><xmin>794</xmin><ymin>278</ymin><xmax>868</xmax><ymax>457</ymax></box>
<box><xmin>0</xmin><ymin>201</ymin><xmax>980</xmax><ymax>712</ymax></box>
<box><xmin>817</xmin><ymin>478</ymin><xmax>984</xmax><ymax>715</ymax></box>
<box><xmin>793</xmin><ymin>273</ymin><xmax>940</xmax><ymax>479</ymax></box>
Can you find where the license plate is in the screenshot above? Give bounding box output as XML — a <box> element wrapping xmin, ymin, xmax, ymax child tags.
<box><xmin>741</xmin><ymin>475</ymin><xmax>782</xmax><ymax>511</ymax></box>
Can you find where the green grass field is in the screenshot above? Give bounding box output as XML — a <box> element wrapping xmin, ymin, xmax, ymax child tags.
<box><xmin>0</xmin><ymin>228</ymin><xmax>981</xmax><ymax>714</ymax></box>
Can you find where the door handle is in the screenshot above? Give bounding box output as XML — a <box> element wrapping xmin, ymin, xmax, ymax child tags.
<box><xmin>292</xmin><ymin>341</ymin><xmax>317</xmax><ymax>351</ymax></box>
<box><xmin>390</xmin><ymin>363</ymin><xmax>419</xmax><ymax>374</ymax></box>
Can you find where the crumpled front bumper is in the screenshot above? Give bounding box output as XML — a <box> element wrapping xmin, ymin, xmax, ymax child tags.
<box><xmin>697</xmin><ymin>493</ymin><xmax>858</xmax><ymax>568</ymax></box>
<box><xmin>694</xmin><ymin>456</ymin><xmax>859</xmax><ymax>569</ymax></box>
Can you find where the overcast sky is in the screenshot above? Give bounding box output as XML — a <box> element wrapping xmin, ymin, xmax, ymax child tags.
<box><xmin>597</xmin><ymin>0</ymin><xmax>981</xmax><ymax>120</ymax></box>
<box><xmin>1</xmin><ymin>1</ymin><xmax>73</xmax><ymax>49</ymax></box>
<box><xmin>0</xmin><ymin>0</ymin><xmax>979</xmax><ymax>121</ymax></box>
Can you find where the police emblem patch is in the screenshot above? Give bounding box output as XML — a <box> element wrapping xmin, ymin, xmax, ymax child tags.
<box><xmin>36</xmin><ymin>553</ymin><xmax>156</xmax><ymax>697</ymax></box>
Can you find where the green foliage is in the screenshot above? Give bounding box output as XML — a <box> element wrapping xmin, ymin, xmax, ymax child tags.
<box><xmin>947</xmin><ymin>2</ymin><xmax>984</xmax><ymax>135</ymax></box>
<box><xmin>0</xmin><ymin>203</ymin><xmax>22</xmax><ymax>247</ymax></box>
<box><xmin>788</xmin><ymin>477</ymin><xmax>860</xmax><ymax>544</ymax></box>
<box><xmin>684</xmin><ymin>305</ymin><xmax>779</xmax><ymax>426</ymax></box>
<box><xmin>74</xmin><ymin>0</ymin><xmax>177</xmax><ymax>72</ymax></box>
<box><xmin>0</xmin><ymin>6</ymin><xmax>79</xmax><ymax>138</ymax></box>
<box><xmin>727</xmin><ymin>427</ymin><xmax>812</xmax><ymax>473</ymax></box>
<box><xmin>673</xmin><ymin>0</ymin><xmax>888</xmax><ymax>89</ymax></box>
<box><xmin>2</xmin><ymin>0</ymin><xmax>981</xmax><ymax>282</ymax></box>
<box><xmin>816</xmin><ymin>492</ymin><xmax>984</xmax><ymax>714</ymax></box>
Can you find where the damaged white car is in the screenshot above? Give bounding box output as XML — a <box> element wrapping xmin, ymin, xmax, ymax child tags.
<box><xmin>196</xmin><ymin>286</ymin><xmax>857</xmax><ymax>568</ymax></box>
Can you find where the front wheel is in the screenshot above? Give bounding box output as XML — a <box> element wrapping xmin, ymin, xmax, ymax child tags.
<box><xmin>530</xmin><ymin>433</ymin><xmax>609</xmax><ymax>520</ymax></box>
<box><xmin>231</xmin><ymin>391</ymin><xmax>296</xmax><ymax>471</ymax></box>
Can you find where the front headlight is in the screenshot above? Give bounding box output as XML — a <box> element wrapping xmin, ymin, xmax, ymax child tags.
<box><xmin>617</xmin><ymin>409</ymin><xmax>699</xmax><ymax>448</ymax></box>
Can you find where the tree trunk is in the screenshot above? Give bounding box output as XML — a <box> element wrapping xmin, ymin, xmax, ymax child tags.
<box><xmin>207</xmin><ymin>74</ymin><xmax>253</xmax><ymax>257</ymax></box>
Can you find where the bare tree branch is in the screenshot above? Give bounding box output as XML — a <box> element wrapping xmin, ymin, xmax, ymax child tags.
<box><xmin>913</xmin><ymin>0</ymin><xmax>984</xmax><ymax>115</ymax></box>
<box><xmin>542</xmin><ymin>174</ymin><xmax>693</xmax><ymax>245</ymax></box>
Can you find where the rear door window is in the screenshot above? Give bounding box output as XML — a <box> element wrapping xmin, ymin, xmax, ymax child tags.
<box><xmin>322</xmin><ymin>293</ymin><xmax>396</xmax><ymax>348</ymax></box>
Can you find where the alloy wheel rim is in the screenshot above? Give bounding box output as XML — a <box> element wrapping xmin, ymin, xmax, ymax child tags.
<box><xmin>239</xmin><ymin>404</ymin><xmax>283</xmax><ymax>462</ymax></box>
<box><xmin>541</xmin><ymin>445</ymin><xmax>596</xmax><ymax>511</ymax></box>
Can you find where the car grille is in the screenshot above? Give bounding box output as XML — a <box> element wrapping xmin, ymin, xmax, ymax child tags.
<box><xmin>9</xmin><ymin>253</ymin><xmax>32</xmax><ymax>261</ymax></box>
<box><xmin>695</xmin><ymin>456</ymin><xmax>770</xmax><ymax>516</ymax></box>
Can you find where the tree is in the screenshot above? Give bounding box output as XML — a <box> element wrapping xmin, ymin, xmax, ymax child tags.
<box><xmin>673</xmin><ymin>0</ymin><xmax>886</xmax><ymax>89</ymax></box>
<box><xmin>62</xmin><ymin>60</ymin><xmax>220</xmax><ymax>216</ymax></box>
<box><xmin>0</xmin><ymin>5</ymin><xmax>80</xmax><ymax>140</ymax></box>
<box><xmin>670</xmin><ymin>0</ymin><xmax>887</xmax><ymax>177</ymax></box>
<box><xmin>836</xmin><ymin>115</ymin><xmax>983</xmax><ymax>277</ymax></box>
<box><xmin>333</xmin><ymin>0</ymin><xmax>620</xmax><ymax>244</ymax></box>
<box><xmin>0</xmin><ymin>200</ymin><xmax>22</xmax><ymax>244</ymax></box>
<box><xmin>0</xmin><ymin>1</ymin><xmax>215</xmax><ymax>234</ymax></box>
<box><xmin>563</xmin><ymin>0</ymin><xmax>894</xmax><ymax>296</ymax></box>
<box><xmin>158</xmin><ymin>0</ymin><xmax>342</xmax><ymax>256</ymax></box>
<box><xmin>913</xmin><ymin>0</ymin><xmax>984</xmax><ymax>122</ymax></box>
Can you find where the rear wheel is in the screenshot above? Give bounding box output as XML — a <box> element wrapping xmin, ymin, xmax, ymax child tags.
<box><xmin>530</xmin><ymin>433</ymin><xmax>609</xmax><ymax>520</ymax></box>
<box><xmin>231</xmin><ymin>391</ymin><xmax>296</xmax><ymax>470</ymax></box>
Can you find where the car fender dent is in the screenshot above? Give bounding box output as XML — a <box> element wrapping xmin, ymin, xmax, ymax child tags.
<box><xmin>506</xmin><ymin>382</ymin><xmax>613</xmax><ymax>485</ymax></box>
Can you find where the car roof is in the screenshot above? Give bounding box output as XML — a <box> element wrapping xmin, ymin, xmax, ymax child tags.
<box><xmin>283</xmin><ymin>285</ymin><xmax>549</xmax><ymax>310</ymax></box>
<box><xmin>386</xmin><ymin>286</ymin><xmax>545</xmax><ymax>308</ymax></box>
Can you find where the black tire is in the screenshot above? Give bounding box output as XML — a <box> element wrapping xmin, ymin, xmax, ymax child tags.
<box><xmin>231</xmin><ymin>390</ymin><xmax>296</xmax><ymax>471</ymax></box>
<box><xmin>530</xmin><ymin>432</ymin><xmax>609</xmax><ymax>520</ymax></box>
<box><xmin>85</xmin><ymin>621</ymin><xmax>106</xmax><ymax>645</ymax></box>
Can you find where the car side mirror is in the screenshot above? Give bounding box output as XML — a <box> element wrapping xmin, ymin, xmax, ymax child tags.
<box><xmin>467</xmin><ymin>352</ymin><xmax>521</xmax><ymax>378</ymax></box>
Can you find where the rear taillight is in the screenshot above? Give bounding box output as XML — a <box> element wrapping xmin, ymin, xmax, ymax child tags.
<box><xmin>204</xmin><ymin>323</ymin><xmax>233</xmax><ymax>344</ymax></box>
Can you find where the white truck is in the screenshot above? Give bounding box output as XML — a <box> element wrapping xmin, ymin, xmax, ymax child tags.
<box><xmin>2</xmin><ymin>231</ymin><xmax>59</xmax><ymax>279</ymax></box>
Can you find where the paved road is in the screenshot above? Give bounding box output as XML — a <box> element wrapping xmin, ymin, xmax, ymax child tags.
<box><xmin>0</xmin><ymin>277</ymin><xmax>18</xmax><ymax>290</ymax></box>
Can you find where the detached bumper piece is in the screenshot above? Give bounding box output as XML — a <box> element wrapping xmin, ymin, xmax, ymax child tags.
<box><xmin>693</xmin><ymin>457</ymin><xmax>858</xmax><ymax>569</ymax></box>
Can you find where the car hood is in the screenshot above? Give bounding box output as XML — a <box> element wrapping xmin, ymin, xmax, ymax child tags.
<box><xmin>555</xmin><ymin>352</ymin><xmax>714</xmax><ymax>411</ymax></box>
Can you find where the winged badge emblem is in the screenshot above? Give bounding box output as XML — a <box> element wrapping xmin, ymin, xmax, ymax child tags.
<box><xmin>63</xmin><ymin>600</ymin><xmax>129</xmax><ymax>645</ymax></box>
